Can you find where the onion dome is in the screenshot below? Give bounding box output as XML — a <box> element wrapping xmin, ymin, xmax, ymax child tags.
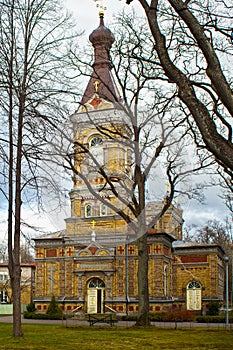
<box><xmin>89</xmin><ymin>12</ymin><xmax>115</xmax><ymax>50</ymax></box>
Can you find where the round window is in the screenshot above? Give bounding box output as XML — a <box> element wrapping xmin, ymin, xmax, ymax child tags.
<box><xmin>90</xmin><ymin>136</ymin><xmax>103</xmax><ymax>147</ymax></box>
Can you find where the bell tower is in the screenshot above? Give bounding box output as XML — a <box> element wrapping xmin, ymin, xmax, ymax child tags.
<box><xmin>66</xmin><ymin>12</ymin><xmax>132</xmax><ymax>242</ymax></box>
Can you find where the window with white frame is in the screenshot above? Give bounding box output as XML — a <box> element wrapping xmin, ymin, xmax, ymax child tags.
<box><xmin>0</xmin><ymin>274</ymin><xmax>8</xmax><ymax>281</ymax></box>
<box><xmin>0</xmin><ymin>290</ymin><xmax>8</xmax><ymax>303</ymax></box>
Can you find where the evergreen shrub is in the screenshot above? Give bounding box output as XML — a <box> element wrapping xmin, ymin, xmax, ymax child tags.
<box><xmin>207</xmin><ymin>301</ymin><xmax>222</xmax><ymax>316</ymax></box>
<box><xmin>26</xmin><ymin>302</ymin><xmax>36</xmax><ymax>313</ymax></box>
<box><xmin>24</xmin><ymin>295</ymin><xmax>63</xmax><ymax>320</ymax></box>
<box><xmin>46</xmin><ymin>295</ymin><xmax>63</xmax><ymax>318</ymax></box>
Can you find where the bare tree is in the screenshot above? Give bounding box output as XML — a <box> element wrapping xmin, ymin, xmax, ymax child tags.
<box><xmin>0</xmin><ymin>0</ymin><xmax>80</xmax><ymax>336</ymax></box>
<box><xmin>193</xmin><ymin>219</ymin><xmax>232</xmax><ymax>248</ymax></box>
<box><xmin>216</xmin><ymin>167</ymin><xmax>233</xmax><ymax>215</ymax></box>
<box><xmin>123</xmin><ymin>0</ymin><xmax>233</xmax><ymax>176</ymax></box>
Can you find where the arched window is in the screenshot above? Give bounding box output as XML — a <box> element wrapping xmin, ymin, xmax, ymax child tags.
<box><xmin>100</xmin><ymin>204</ymin><xmax>107</xmax><ymax>216</ymax></box>
<box><xmin>88</xmin><ymin>278</ymin><xmax>105</xmax><ymax>289</ymax></box>
<box><xmin>89</xmin><ymin>136</ymin><xmax>103</xmax><ymax>168</ymax></box>
<box><xmin>90</xmin><ymin>136</ymin><xmax>103</xmax><ymax>147</ymax></box>
<box><xmin>188</xmin><ymin>281</ymin><xmax>201</xmax><ymax>289</ymax></box>
<box><xmin>187</xmin><ymin>281</ymin><xmax>202</xmax><ymax>310</ymax></box>
<box><xmin>85</xmin><ymin>204</ymin><xmax>92</xmax><ymax>217</ymax></box>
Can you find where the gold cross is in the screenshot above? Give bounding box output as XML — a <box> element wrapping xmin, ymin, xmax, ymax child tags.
<box><xmin>94</xmin><ymin>80</ymin><xmax>99</xmax><ymax>92</ymax></box>
<box><xmin>91</xmin><ymin>220</ymin><xmax>96</xmax><ymax>228</ymax></box>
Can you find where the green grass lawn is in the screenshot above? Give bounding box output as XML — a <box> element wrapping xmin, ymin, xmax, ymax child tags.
<box><xmin>0</xmin><ymin>324</ymin><xmax>232</xmax><ymax>350</ymax></box>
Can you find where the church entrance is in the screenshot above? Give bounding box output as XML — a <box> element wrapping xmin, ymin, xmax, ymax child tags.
<box><xmin>87</xmin><ymin>278</ymin><xmax>105</xmax><ymax>314</ymax></box>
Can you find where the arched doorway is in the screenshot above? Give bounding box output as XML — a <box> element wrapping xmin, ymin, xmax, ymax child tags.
<box><xmin>87</xmin><ymin>278</ymin><xmax>105</xmax><ymax>314</ymax></box>
<box><xmin>186</xmin><ymin>281</ymin><xmax>202</xmax><ymax>310</ymax></box>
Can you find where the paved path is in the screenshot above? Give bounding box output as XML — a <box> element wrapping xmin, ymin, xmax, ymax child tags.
<box><xmin>0</xmin><ymin>315</ymin><xmax>232</xmax><ymax>328</ymax></box>
<box><xmin>0</xmin><ymin>315</ymin><xmax>64</xmax><ymax>325</ymax></box>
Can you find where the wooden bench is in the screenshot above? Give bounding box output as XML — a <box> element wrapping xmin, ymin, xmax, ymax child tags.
<box><xmin>85</xmin><ymin>313</ymin><xmax>118</xmax><ymax>326</ymax></box>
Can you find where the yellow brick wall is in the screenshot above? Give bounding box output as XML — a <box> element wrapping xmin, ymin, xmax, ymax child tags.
<box><xmin>172</xmin><ymin>252</ymin><xmax>222</xmax><ymax>300</ymax></box>
<box><xmin>34</xmin><ymin>238</ymin><xmax>224</xmax><ymax>313</ymax></box>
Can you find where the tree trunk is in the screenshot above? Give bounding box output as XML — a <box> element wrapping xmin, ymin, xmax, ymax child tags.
<box><xmin>11</xmin><ymin>104</ymin><xmax>24</xmax><ymax>337</ymax></box>
<box><xmin>136</xmin><ymin>232</ymin><xmax>150</xmax><ymax>326</ymax></box>
<box><xmin>12</xmin><ymin>161</ymin><xmax>23</xmax><ymax>337</ymax></box>
<box><xmin>11</xmin><ymin>265</ymin><xmax>23</xmax><ymax>337</ymax></box>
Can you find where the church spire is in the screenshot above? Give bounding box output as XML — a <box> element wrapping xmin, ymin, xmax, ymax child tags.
<box><xmin>80</xmin><ymin>12</ymin><xmax>120</xmax><ymax>108</ymax></box>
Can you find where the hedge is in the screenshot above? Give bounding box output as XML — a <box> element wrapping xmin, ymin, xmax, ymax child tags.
<box><xmin>23</xmin><ymin>311</ymin><xmax>64</xmax><ymax>320</ymax></box>
<box><xmin>122</xmin><ymin>311</ymin><xmax>196</xmax><ymax>322</ymax></box>
<box><xmin>196</xmin><ymin>315</ymin><xmax>233</xmax><ymax>323</ymax></box>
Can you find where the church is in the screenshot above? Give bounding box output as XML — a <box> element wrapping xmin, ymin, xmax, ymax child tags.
<box><xmin>33</xmin><ymin>12</ymin><xmax>225</xmax><ymax>316</ymax></box>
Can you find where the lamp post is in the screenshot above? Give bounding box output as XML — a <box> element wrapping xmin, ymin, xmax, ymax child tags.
<box><xmin>231</xmin><ymin>229</ymin><xmax>233</xmax><ymax>309</ymax></box>
<box><xmin>224</xmin><ymin>256</ymin><xmax>229</xmax><ymax>327</ymax></box>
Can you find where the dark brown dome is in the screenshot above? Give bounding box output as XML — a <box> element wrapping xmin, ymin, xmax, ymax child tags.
<box><xmin>89</xmin><ymin>13</ymin><xmax>115</xmax><ymax>49</ymax></box>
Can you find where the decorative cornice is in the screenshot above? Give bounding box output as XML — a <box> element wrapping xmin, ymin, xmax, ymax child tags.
<box><xmin>71</xmin><ymin>108</ymin><xmax>131</xmax><ymax>129</ymax></box>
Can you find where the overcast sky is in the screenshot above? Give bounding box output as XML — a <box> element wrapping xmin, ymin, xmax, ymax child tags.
<box><xmin>65</xmin><ymin>0</ymin><xmax>136</xmax><ymax>32</ymax></box>
<box><xmin>0</xmin><ymin>0</ymin><xmax>230</xmax><ymax>243</ymax></box>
